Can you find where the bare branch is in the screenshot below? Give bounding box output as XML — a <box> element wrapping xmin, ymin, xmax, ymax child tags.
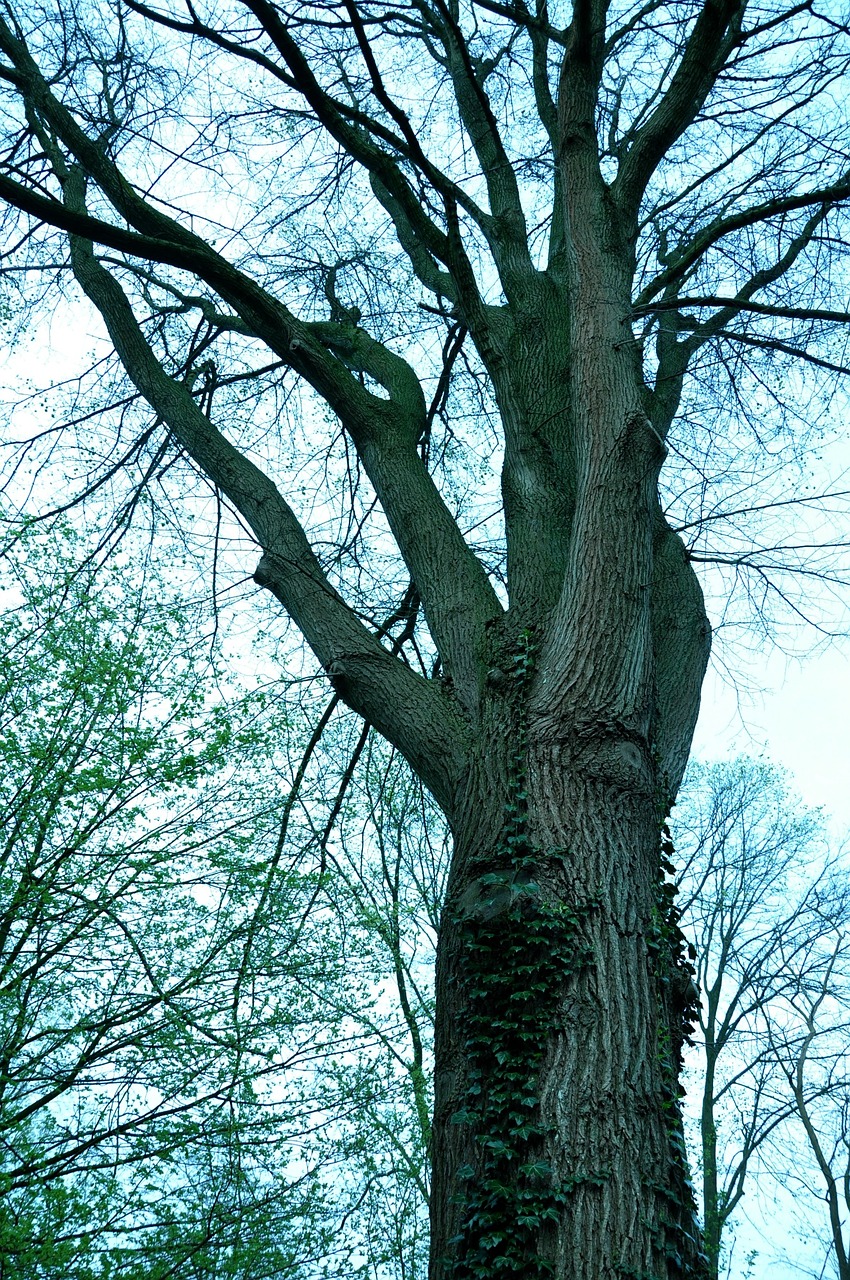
<box><xmin>634</xmin><ymin>173</ymin><xmax>850</xmax><ymax>308</ymax></box>
<box><xmin>613</xmin><ymin>0</ymin><xmax>745</xmax><ymax>222</ymax></box>
<box><xmin>638</xmin><ymin>297</ymin><xmax>850</xmax><ymax>325</ymax></box>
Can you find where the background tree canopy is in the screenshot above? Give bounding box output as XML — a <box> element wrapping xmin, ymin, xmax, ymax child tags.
<box><xmin>0</xmin><ymin>522</ymin><xmax>441</xmax><ymax>1278</ymax></box>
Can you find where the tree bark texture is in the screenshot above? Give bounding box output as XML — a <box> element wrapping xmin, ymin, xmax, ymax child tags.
<box><xmin>431</xmin><ymin>621</ymin><xmax>709</xmax><ymax>1279</ymax></box>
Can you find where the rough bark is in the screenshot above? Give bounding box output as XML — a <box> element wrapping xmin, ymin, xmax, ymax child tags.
<box><xmin>432</xmin><ymin>690</ymin><xmax>709</xmax><ymax>1280</ymax></box>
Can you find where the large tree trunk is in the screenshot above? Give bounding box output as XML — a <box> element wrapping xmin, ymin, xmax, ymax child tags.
<box><xmin>64</xmin><ymin>184</ymin><xmax>712</xmax><ymax>1277</ymax></box>
<box><xmin>424</xmin><ymin>242</ymin><xmax>711</xmax><ymax>1273</ymax></box>
<box><xmin>431</xmin><ymin>720</ymin><xmax>706</xmax><ymax>1279</ymax></box>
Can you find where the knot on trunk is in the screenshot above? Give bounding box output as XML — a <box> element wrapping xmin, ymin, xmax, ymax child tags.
<box><xmin>622</xmin><ymin>407</ymin><xmax>667</xmax><ymax>468</ymax></box>
<box><xmin>568</xmin><ymin>730</ymin><xmax>654</xmax><ymax>797</ymax></box>
<box><xmin>456</xmin><ymin>867</ymin><xmax>539</xmax><ymax>922</ymax></box>
<box><xmin>253</xmin><ymin>551</ymin><xmax>277</xmax><ymax>590</ymax></box>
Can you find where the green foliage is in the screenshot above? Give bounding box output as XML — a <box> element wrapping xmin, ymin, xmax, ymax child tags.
<box><xmin>0</xmin><ymin>519</ymin><xmax>448</xmax><ymax>1280</ymax></box>
<box><xmin>652</xmin><ymin>822</ymin><xmax>700</xmax><ymax>1069</ymax></box>
<box><xmin>647</xmin><ymin>822</ymin><xmax>706</xmax><ymax>1278</ymax></box>
<box><xmin>448</xmin><ymin>888</ymin><xmax>592</xmax><ymax>1278</ymax></box>
<box><xmin>0</xmin><ymin>522</ymin><xmax>351</xmax><ymax>1278</ymax></box>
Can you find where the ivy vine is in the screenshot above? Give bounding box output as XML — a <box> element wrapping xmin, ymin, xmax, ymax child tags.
<box><xmin>447</xmin><ymin>632</ymin><xmax>708</xmax><ymax>1278</ymax></box>
<box><xmin>447</xmin><ymin>630</ymin><xmax>596</xmax><ymax>1278</ymax></box>
<box><xmin>644</xmin><ymin>820</ymin><xmax>707</xmax><ymax>1279</ymax></box>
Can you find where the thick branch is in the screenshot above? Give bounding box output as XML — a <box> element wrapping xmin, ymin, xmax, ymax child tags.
<box><xmin>2</xmin><ymin>179</ymin><xmax>501</xmax><ymax>695</ymax></box>
<box><xmin>65</xmin><ymin>226</ymin><xmax>467</xmax><ymax>808</ymax></box>
<box><xmin>425</xmin><ymin>0</ymin><xmax>535</xmax><ymax>297</ymax></box>
<box><xmin>556</xmin><ymin>0</ymin><xmax>631</xmax><ymax>274</ymax></box>
<box><xmin>0</xmin><ymin>23</ymin><xmax>504</xmax><ymax>707</ymax></box>
<box><xmin>558</xmin><ymin>0</ymin><xmax>608</xmax><ymax>165</ymax></box>
<box><xmin>308</xmin><ymin>319</ymin><xmax>504</xmax><ymax>705</ymax></box>
<box><xmin>369</xmin><ymin>173</ymin><xmax>457</xmax><ymax>301</ymax></box>
<box><xmin>650</xmin><ymin>514</ymin><xmax>711</xmax><ymax>796</ymax></box>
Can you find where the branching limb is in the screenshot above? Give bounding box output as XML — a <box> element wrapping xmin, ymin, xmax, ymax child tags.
<box><xmin>62</xmin><ymin>217</ymin><xmax>468</xmax><ymax>808</ymax></box>
<box><xmin>0</xmin><ymin>20</ymin><xmax>503</xmax><ymax>709</ymax></box>
<box><xmin>709</xmin><ymin>330</ymin><xmax>850</xmax><ymax>378</ymax></box>
<box><xmin>613</xmin><ymin>0</ymin><xmax>745</xmax><ymax>223</ymax></box>
<box><xmin>634</xmin><ymin>171</ymin><xmax>850</xmax><ymax>308</ymax></box>
<box><xmin>421</xmin><ymin>0</ymin><xmax>536</xmax><ymax>298</ymax></box>
<box><xmin>642</xmin><ymin>297</ymin><xmax>850</xmax><ymax>327</ymax></box>
<box><xmin>557</xmin><ymin>0</ymin><xmax>608</xmax><ymax>166</ymax></box>
<box><xmin>647</xmin><ymin>203</ymin><xmax>839</xmax><ymax>436</ymax></box>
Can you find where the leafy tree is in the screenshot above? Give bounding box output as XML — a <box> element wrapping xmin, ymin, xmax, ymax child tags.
<box><xmin>1</xmin><ymin>3</ymin><xmax>849</xmax><ymax>1275</ymax></box>
<box><xmin>0</xmin><ymin>524</ymin><xmax>350</xmax><ymax>1278</ymax></box>
<box><xmin>0</xmin><ymin>520</ymin><xmax>451</xmax><ymax>1280</ymax></box>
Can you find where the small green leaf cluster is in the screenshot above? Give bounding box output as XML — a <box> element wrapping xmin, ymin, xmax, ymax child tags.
<box><xmin>653</xmin><ymin>826</ymin><xmax>700</xmax><ymax>1046</ymax></box>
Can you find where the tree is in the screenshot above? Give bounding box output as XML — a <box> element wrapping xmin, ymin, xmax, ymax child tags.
<box><xmin>1</xmin><ymin>2</ymin><xmax>849</xmax><ymax>1275</ymax></box>
<box><xmin>764</xmin><ymin>931</ymin><xmax>850</xmax><ymax>1279</ymax></box>
<box><xmin>0</xmin><ymin>524</ymin><xmax>349</xmax><ymax>1279</ymax></box>
<box><xmin>0</xmin><ymin>519</ymin><xmax>449</xmax><ymax>1280</ymax></box>
<box><xmin>673</xmin><ymin>760</ymin><xmax>850</xmax><ymax>1279</ymax></box>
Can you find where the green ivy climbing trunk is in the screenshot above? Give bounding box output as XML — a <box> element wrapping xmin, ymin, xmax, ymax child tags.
<box><xmin>430</xmin><ymin>636</ymin><xmax>705</xmax><ymax>1280</ymax></box>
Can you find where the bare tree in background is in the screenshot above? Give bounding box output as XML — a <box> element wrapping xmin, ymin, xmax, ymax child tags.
<box><xmin>1</xmin><ymin>2</ymin><xmax>850</xmax><ymax>1275</ymax></box>
<box><xmin>675</xmin><ymin>760</ymin><xmax>850</xmax><ymax>1279</ymax></box>
<box><xmin>766</xmin><ymin>936</ymin><xmax>850</xmax><ymax>1279</ymax></box>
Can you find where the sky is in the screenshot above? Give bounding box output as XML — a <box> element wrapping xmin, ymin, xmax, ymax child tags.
<box><xmin>694</xmin><ymin>643</ymin><xmax>850</xmax><ymax>839</ymax></box>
